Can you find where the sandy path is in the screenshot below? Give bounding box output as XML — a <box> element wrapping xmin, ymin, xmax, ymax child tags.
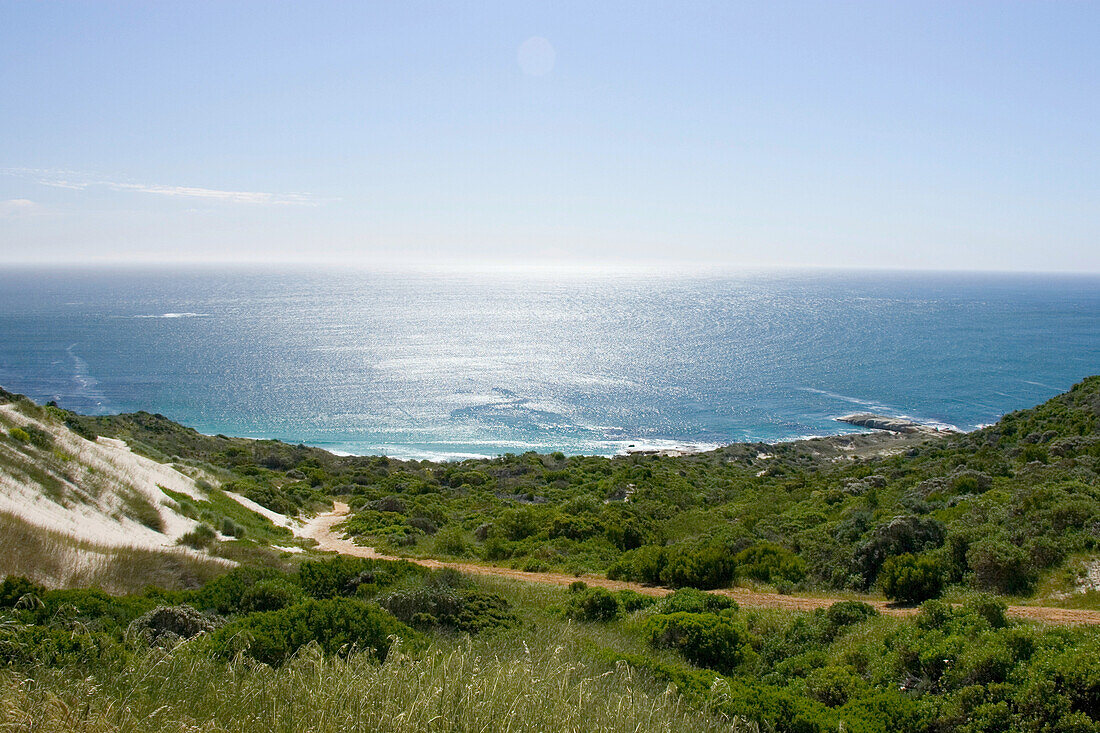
<box><xmin>300</xmin><ymin>503</ymin><xmax>1100</xmax><ymax>626</ymax></box>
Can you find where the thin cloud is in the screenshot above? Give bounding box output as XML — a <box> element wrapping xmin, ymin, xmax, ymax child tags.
<box><xmin>0</xmin><ymin>198</ymin><xmax>37</xmax><ymax>217</ymax></box>
<box><xmin>1</xmin><ymin>167</ymin><xmax>319</xmax><ymax>206</ymax></box>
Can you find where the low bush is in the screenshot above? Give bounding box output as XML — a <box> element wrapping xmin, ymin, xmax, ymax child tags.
<box><xmin>967</xmin><ymin>540</ymin><xmax>1037</xmax><ymax>595</ymax></box>
<box><xmin>656</xmin><ymin>587</ymin><xmax>737</xmax><ymax>615</ymax></box>
<box><xmin>645</xmin><ymin>612</ymin><xmax>756</xmax><ymax>674</ymax></box>
<box><xmin>191</xmin><ymin>566</ymin><xmax>289</xmax><ymax>614</ymax></box>
<box><xmin>805</xmin><ymin>665</ymin><xmax>870</xmax><ymax>707</ymax></box>
<box><xmin>127</xmin><ymin>604</ymin><xmax>222</xmax><ymax>647</ymax></box>
<box><xmin>617</xmin><ymin>589</ymin><xmax>656</xmax><ymax>612</ymax></box>
<box><xmin>566</xmin><ymin>585</ymin><xmax>621</xmax><ymax>622</ymax></box>
<box><xmin>378</xmin><ymin>570</ymin><xmax>515</xmax><ymax>633</ymax></box>
<box><xmin>208</xmin><ymin>597</ymin><xmax>413</xmax><ymax>666</ymax></box>
<box><xmin>178</xmin><ymin>523</ymin><xmax>217</xmax><ymax>550</ymax></box>
<box><xmin>879</xmin><ymin>553</ymin><xmax>945</xmax><ymax>603</ymax></box>
<box><xmin>0</xmin><ymin>576</ymin><xmax>44</xmax><ymax>607</ymax></box>
<box><xmin>240</xmin><ymin>578</ymin><xmax>305</xmax><ymax>613</ymax></box>
<box><xmin>735</xmin><ymin>542</ymin><xmax>806</xmax><ymax>584</ymax></box>
<box><xmin>660</xmin><ymin>544</ymin><xmax>738</xmax><ymax>589</ymax></box>
<box><xmin>297</xmin><ymin>557</ymin><xmax>426</xmax><ymax>600</ymax></box>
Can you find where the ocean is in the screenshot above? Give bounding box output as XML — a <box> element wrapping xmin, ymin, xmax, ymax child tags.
<box><xmin>1</xmin><ymin>266</ymin><xmax>1097</xmax><ymax>460</ymax></box>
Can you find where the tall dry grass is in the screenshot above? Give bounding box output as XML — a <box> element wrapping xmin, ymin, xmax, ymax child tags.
<box><xmin>0</xmin><ymin>627</ymin><xmax>755</xmax><ymax>733</ymax></box>
<box><xmin>0</xmin><ymin>510</ymin><xmax>229</xmax><ymax>593</ymax></box>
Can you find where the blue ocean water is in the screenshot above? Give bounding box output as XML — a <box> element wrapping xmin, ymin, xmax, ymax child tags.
<box><xmin>1</xmin><ymin>267</ymin><xmax>1097</xmax><ymax>460</ymax></box>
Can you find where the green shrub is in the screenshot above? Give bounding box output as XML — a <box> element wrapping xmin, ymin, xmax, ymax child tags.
<box><xmin>192</xmin><ymin>566</ymin><xmax>289</xmax><ymax>614</ymax></box>
<box><xmin>967</xmin><ymin>540</ymin><xmax>1037</xmax><ymax>595</ymax></box>
<box><xmin>824</xmin><ymin>601</ymin><xmax>879</xmax><ymax>636</ymax></box>
<box><xmin>8</xmin><ymin>427</ymin><xmax>31</xmax><ymax>443</ymax></box>
<box><xmin>960</xmin><ymin>592</ymin><xmax>1008</xmax><ymax>629</ymax></box>
<box><xmin>879</xmin><ymin>553</ymin><xmax>945</xmax><ymax>603</ymax></box>
<box><xmin>178</xmin><ymin>523</ymin><xmax>217</xmax><ymax>550</ymax></box>
<box><xmin>432</xmin><ymin>525</ymin><xmax>468</xmax><ymax>555</ymax></box>
<box><xmin>617</xmin><ymin>589</ymin><xmax>656</xmax><ymax>612</ymax></box>
<box><xmin>566</xmin><ymin>586</ymin><xmax>622</xmax><ymax>622</ymax></box>
<box><xmin>660</xmin><ymin>544</ymin><xmax>738</xmax><ymax>589</ymax></box>
<box><xmin>734</xmin><ymin>542</ymin><xmax>806</xmax><ymax>584</ymax></box>
<box><xmin>240</xmin><ymin>579</ymin><xmax>305</xmax><ymax>613</ymax></box>
<box><xmin>805</xmin><ymin>665</ymin><xmax>870</xmax><ymax>707</ymax></box>
<box><xmin>656</xmin><ymin>587</ymin><xmax>737</xmax><ymax>615</ymax></box>
<box><xmin>379</xmin><ymin>573</ymin><xmax>515</xmax><ymax>635</ymax></box>
<box><xmin>0</xmin><ymin>576</ymin><xmax>44</xmax><ymax>607</ymax></box>
<box><xmin>297</xmin><ymin>557</ymin><xmax>425</xmax><ymax>599</ymax></box>
<box><xmin>208</xmin><ymin>597</ymin><xmax>412</xmax><ymax>666</ymax></box>
<box><xmin>645</xmin><ymin>612</ymin><xmax>755</xmax><ymax>674</ymax></box>
<box><xmin>220</xmin><ymin>518</ymin><xmax>247</xmax><ymax>538</ymax></box>
<box><xmin>608</xmin><ymin>545</ymin><xmax>667</xmax><ymax>584</ymax></box>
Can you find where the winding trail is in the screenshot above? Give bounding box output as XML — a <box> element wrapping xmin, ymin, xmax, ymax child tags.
<box><xmin>301</xmin><ymin>503</ymin><xmax>1100</xmax><ymax>626</ymax></box>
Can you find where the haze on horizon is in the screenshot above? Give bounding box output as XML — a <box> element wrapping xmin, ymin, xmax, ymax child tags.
<box><xmin>1</xmin><ymin>2</ymin><xmax>1098</xmax><ymax>273</ymax></box>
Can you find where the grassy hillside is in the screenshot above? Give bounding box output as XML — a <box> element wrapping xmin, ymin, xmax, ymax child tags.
<box><xmin>3</xmin><ymin>557</ymin><xmax>1100</xmax><ymax>732</ymax></box>
<box><xmin>44</xmin><ymin>376</ymin><xmax>1100</xmax><ymax>607</ymax></box>
<box><xmin>3</xmin><ymin>380</ymin><xmax>1100</xmax><ymax>731</ymax></box>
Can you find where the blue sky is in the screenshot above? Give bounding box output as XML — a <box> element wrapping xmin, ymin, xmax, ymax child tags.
<box><xmin>1</xmin><ymin>1</ymin><xmax>1098</xmax><ymax>271</ymax></box>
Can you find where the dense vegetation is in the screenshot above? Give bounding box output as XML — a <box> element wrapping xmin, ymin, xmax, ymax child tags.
<box><xmin>3</xmin><ymin>378</ymin><xmax>1100</xmax><ymax>730</ymax></box>
<box><xmin>4</xmin><ymin>558</ymin><xmax>1100</xmax><ymax>732</ymax></box>
<box><xmin>45</xmin><ymin>376</ymin><xmax>1100</xmax><ymax>606</ymax></box>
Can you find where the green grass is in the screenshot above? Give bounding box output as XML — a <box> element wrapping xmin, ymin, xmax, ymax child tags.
<box><xmin>160</xmin><ymin>485</ymin><xmax>299</xmax><ymax>547</ymax></box>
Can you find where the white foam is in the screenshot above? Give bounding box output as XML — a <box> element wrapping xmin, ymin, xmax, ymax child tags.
<box><xmin>133</xmin><ymin>312</ymin><xmax>210</xmax><ymax>319</ymax></box>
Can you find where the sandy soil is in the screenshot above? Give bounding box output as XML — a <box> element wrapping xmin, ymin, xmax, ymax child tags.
<box><xmin>301</xmin><ymin>502</ymin><xmax>1100</xmax><ymax>626</ymax></box>
<box><xmin>0</xmin><ymin>404</ymin><xmax>202</xmax><ymax>548</ymax></box>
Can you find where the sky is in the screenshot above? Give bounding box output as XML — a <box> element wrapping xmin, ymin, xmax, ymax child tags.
<box><xmin>1</xmin><ymin>1</ymin><xmax>1098</xmax><ymax>272</ymax></box>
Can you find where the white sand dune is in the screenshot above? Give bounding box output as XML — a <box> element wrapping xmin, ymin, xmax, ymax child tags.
<box><xmin>0</xmin><ymin>403</ymin><xmax>204</xmax><ymax>549</ymax></box>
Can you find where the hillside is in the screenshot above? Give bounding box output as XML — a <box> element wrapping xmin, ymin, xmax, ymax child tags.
<box><xmin>34</xmin><ymin>377</ymin><xmax>1100</xmax><ymax>609</ymax></box>
<box><xmin>0</xmin><ymin>390</ymin><xmax>310</xmax><ymax>592</ymax></box>
<box><xmin>3</xmin><ymin>380</ymin><xmax>1100</xmax><ymax>732</ymax></box>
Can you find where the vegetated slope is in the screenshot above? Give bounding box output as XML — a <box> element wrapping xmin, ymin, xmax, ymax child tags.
<box><xmin>38</xmin><ymin>377</ymin><xmax>1100</xmax><ymax>607</ymax></box>
<box><xmin>303</xmin><ymin>502</ymin><xmax>1100</xmax><ymax>625</ymax></box>
<box><xmin>0</xmin><ymin>389</ymin><xmax>304</xmax><ymax>591</ymax></box>
<box><xmin>4</xmin><ymin>553</ymin><xmax>1100</xmax><ymax>733</ymax></box>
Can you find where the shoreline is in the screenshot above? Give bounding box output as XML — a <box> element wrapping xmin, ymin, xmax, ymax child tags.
<box><xmin>2</xmin><ymin>383</ymin><xmax>959</xmax><ymax>464</ymax></box>
<box><xmin>299</xmin><ymin>417</ymin><xmax>953</xmax><ymax>463</ymax></box>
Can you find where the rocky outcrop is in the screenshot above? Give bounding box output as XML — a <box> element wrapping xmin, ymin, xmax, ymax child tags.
<box><xmin>837</xmin><ymin>413</ymin><xmax>948</xmax><ymax>434</ymax></box>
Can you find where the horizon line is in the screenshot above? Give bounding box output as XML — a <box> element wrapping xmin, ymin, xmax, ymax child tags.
<box><xmin>1</xmin><ymin>259</ymin><xmax>1099</xmax><ymax>278</ymax></box>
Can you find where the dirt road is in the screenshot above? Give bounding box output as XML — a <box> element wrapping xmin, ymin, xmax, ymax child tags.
<box><xmin>300</xmin><ymin>503</ymin><xmax>1100</xmax><ymax>626</ymax></box>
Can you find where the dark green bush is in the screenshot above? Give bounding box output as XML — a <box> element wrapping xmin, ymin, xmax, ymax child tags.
<box><xmin>660</xmin><ymin>544</ymin><xmax>738</xmax><ymax>589</ymax></box>
<box><xmin>0</xmin><ymin>576</ymin><xmax>44</xmax><ymax>607</ymax></box>
<box><xmin>616</xmin><ymin>589</ymin><xmax>656</xmax><ymax>612</ymax></box>
<box><xmin>805</xmin><ymin>665</ymin><xmax>870</xmax><ymax>707</ymax></box>
<box><xmin>192</xmin><ymin>566</ymin><xmax>289</xmax><ymax>614</ymax></box>
<box><xmin>566</xmin><ymin>586</ymin><xmax>621</xmax><ymax>622</ymax></box>
<box><xmin>208</xmin><ymin>597</ymin><xmax>412</xmax><ymax>666</ymax></box>
<box><xmin>178</xmin><ymin>523</ymin><xmax>217</xmax><ymax>550</ymax></box>
<box><xmin>879</xmin><ymin>553</ymin><xmax>945</xmax><ymax>603</ymax></box>
<box><xmin>377</xmin><ymin>570</ymin><xmax>515</xmax><ymax>634</ymax></box>
<box><xmin>960</xmin><ymin>592</ymin><xmax>1008</xmax><ymax>629</ymax></box>
<box><xmin>656</xmin><ymin>587</ymin><xmax>737</xmax><ymax>615</ymax></box>
<box><xmin>297</xmin><ymin>557</ymin><xmax>425</xmax><ymax>599</ymax></box>
<box><xmin>824</xmin><ymin>601</ymin><xmax>879</xmax><ymax>635</ymax></box>
<box><xmin>735</xmin><ymin>542</ymin><xmax>807</xmax><ymax>584</ymax></box>
<box><xmin>240</xmin><ymin>579</ymin><xmax>305</xmax><ymax>613</ymax></box>
<box><xmin>645</xmin><ymin>612</ymin><xmax>755</xmax><ymax>674</ymax></box>
<box><xmin>607</xmin><ymin>545</ymin><xmax>667</xmax><ymax>584</ymax></box>
<box><xmin>967</xmin><ymin>540</ymin><xmax>1037</xmax><ymax>595</ymax></box>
